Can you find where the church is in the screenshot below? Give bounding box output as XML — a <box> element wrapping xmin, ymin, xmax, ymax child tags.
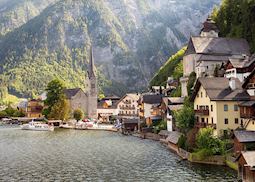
<box><xmin>64</xmin><ymin>47</ymin><xmax>98</xmax><ymax>119</ymax></box>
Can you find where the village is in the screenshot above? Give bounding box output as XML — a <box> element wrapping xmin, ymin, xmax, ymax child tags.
<box><xmin>1</xmin><ymin>18</ymin><xmax>255</xmax><ymax>182</ymax></box>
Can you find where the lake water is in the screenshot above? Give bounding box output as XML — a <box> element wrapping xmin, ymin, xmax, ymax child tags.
<box><xmin>0</xmin><ymin>126</ymin><xmax>237</xmax><ymax>181</ymax></box>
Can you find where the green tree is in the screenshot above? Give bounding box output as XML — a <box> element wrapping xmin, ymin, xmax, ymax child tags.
<box><xmin>174</xmin><ymin>98</ymin><xmax>195</xmax><ymax>133</ymax></box>
<box><xmin>48</xmin><ymin>97</ymin><xmax>70</xmax><ymax>121</ymax></box>
<box><xmin>187</xmin><ymin>72</ymin><xmax>196</xmax><ymax>96</ymax></box>
<box><xmin>45</xmin><ymin>79</ymin><xmax>65</xmax><ymax>109</ymax></box>
<box><xmin>73</xmin><ymin>109</ymin><xmax>84</xmax><ymax>122</ymax></box>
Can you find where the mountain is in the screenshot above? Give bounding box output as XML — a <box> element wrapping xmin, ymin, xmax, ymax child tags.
<box><xmin>0</xmin><ymin>0</ymin><xmax>219</xmax><ymax>99</ymax></box>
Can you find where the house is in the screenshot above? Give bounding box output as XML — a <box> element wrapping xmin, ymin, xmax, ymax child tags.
<box><xmin>161</xmin><ymin>97</ymin><xmax>184</xmax><ymax>131</ymax></box>
<box><xmin>117</xmin><ymin>93</ymin><xmax>140</xmax><ymax>119</ymax></box>
<box><xmin>180</xmin><ymin>18</ymin><xmax>250</xmax><ymax>97</ymax></box>
<box><xmin>97</xmin><ymin>96</ymin><xmax>120</xmax><ymax>123</ymax></box>
<box><xmin>233</xmin><ymin>130</ymin><xmax>255</xmax><ymax>154</ymax></box>
<box><xmin>64</xmin><ymin>88</ymin><xmax>88</xmax><ymax>115</ymax></box>
<box><xmin>243</xmin><ymin>68</ymin><xmax>255</xmax><ymax>98</ymax></box>
<box><xmin>26</xmin><ymin>99</ymin><xmax>44</xmax><ymax>118</ymax></box>
<box><xmin>236</xmin><ymin>151</ymin><xmax>255</xmax><ymax>182</ymax></box>
<box><xmin>224</xmin><ymin>54</ymin><xmax>255</xmax><ymax>82</ymax></box>
<box><xmin>239</xmin><ymin>101</ymin><xmax>255</xmax><ymax>131</ymax></box>
<box><xmin>191</xmin><ymin>77</ymin><xmax>250</xmax><ymax>136</ymax></box>
<box><xmin>63</xmin><ymin>47</ymin><xmax>98</xmax><ymax>118</ymax></box>
<box><xmin>139</xmin><ymin>94</ymin><xmax>162</xmax><ymax>126</ymax></box>
<box><xmin>166</xmin><ymin>131</ymin><xmax>182</xmax><ymax>153</ymax></box>
<box><xmin>121</xmin><ymin>118</ymin><xmax>139</xmax><ymax>133</ymax></box>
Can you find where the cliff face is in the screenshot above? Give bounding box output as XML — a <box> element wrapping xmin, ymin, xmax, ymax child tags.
<box><xmin>0</xmin><ymin>0</ymin><xmax>219</xmax><ymax>98</ymax></box>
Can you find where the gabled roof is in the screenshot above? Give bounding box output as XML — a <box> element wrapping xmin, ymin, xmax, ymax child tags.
<box><xmin>166</xmin><ymin>131</ymin><xmax>182</xmax><ymax>144</ymax></box>
<box><xmin>64</xmin><ymin>88</ymin><xmax>85</xmax><ymax>99</ymax></box>
<box><xmin>142</xmin><ymin>94</ymin><xmax>162</xmax><ymax>104</ymax></box>
<box><xmin>241</xmin><ymin>151</ymin><xmax>255</xmax><ymax>168</ymax></box>
<box><xmin>191</xmin><ymin>77</ymin><xmax>250</xmax><ymax>101</ymax></box>
<box><xmin>227</xmin><ymin>55</ymin><xmax>255</xmax><ymax>69</ymax></box>
<box><xmin>168</xmin><ymin>97</ymin><xmax>185</xmax><ymax>104</ymax></box>
<box><xmin>185</xmin><ymin>36</ymin><xmax>250</xmax><ymax>56</ymax></box>
<box><xmin>234</xmin><ymin>130</ymin><xmax>255</xmax><ymax>143</ymax></box>
<box><xmin>243</xmin><ymin>67</ymin><xmax>255</xmax><ymax>88</ymax></box>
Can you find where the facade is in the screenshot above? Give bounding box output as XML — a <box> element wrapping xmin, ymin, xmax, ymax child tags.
<box><xmin>97</xmin><ymin>96</ymin><xmax>120</xmax><ymax>122</ymax></box>
<box><xmin>224</xmin><ymin>55</ymin><xmax>255</xmax><ymax>82</ymax></box>
<box><xmin>26</xmin><ymin>99</ymin><xmax>44</xmax><ymax>118</ymax></box>
<box><xmin>191</xmin><ymin>77</ymin><xmax>250</xmax><ymax>136</ymax></box>
<box><xmin>237</xmin><ymin>151</ymin><xmax>255</xmax><ymax>182</ymax></box>
<box><xmin>243</xmin><ymin>68</ymin><xmax>255</xmax><ymax>98</ymax></box>
<box><xmin>117</xmin><ymin>93</ymin><xmax>140</xmax><ymax>119</ymax></box>
<box><xmin>139</xmin><ymin>94</ymin><xmax>162</xmax><ymax>126</ymax></box>
<box><xmin>181</xmin><ymin>18</ymin><xmax>250</xmax><ymax>97</ymax></box>
<box><xmin>64</xmin><ymin>47</ymin><xmax>98</xmax><ymax>119</ymax></box>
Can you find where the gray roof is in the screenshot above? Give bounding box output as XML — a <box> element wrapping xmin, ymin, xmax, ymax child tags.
<box><xmin>234</xmin><ymin>130</ymin><xmax>255</xmax><ymax>143</ymax></box>
<box><xmin>143</xmin><ymin>94</ymin><xmax>162</xmax><ymax>104</ymax></box>
<box><xmin>168</xmin><ymin>97</ymin><xmax>185</xmax><ymax>104</ymax></box>
<box><xmin>197</xmin><ymin>55</ymin><xmax>230</xmax><ymax>62</ymax></box>
<box><xmin>239</xmin><ymin>101</ymin><xmax>255</xmax><ymax>107</ymax></box>
<box><xmin>158</xmin><ymin>130</ymin><xmax>171</xmax><ymax>136</ymax></box>
<box><xmin>187</xmin><ymin>37</ymin><xmax>250</xmax><ymax>56</ymax></box>
<box><xmin>228</xmin><ymin>55</ymin><xmax>255</xmax><ymax>68</ymax></box>
<box><xmin>166</xmin><ymin>131</ymin><xmax>182</xmax><ymax>144</ymax></box>
<box><xmin>122</xmin><ymin>119</ymin><xmax>139</xmax><ymax>124</ymax></box>
<box><xmin>64</xmin><ymin>88</ymin><xmax>84</xmax><ymax>99</ymax></box>
<box><xmin>168</xmin><ymin>105</ymin><xmax>183</xmax><ymax>111</ymax></box>
<box><xmin>241</xmin><ymin>151</ymin><xmax>255</xmax><ymax>168</ymax></box>
<box><xmin>192</xmin><ymin>77</ymin><xmax>250</xmax><ymax>101</ymax></box>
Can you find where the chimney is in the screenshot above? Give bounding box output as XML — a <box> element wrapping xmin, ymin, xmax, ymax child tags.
<box><xmin>229</xmin><ymin>78</ymin><xmax>236</xmax><ymax>90</ymax></box>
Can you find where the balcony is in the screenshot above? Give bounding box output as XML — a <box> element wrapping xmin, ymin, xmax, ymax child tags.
<box><xmin>118</xmin><ymin>113</ymin><xmax>138</xmax><ymax>117</ymax></box>
<box><xmin>195</xmin><ymin>109</ymin><xmax>209</xmax><ymax>116</ymax></box>
<box><xmin>119</xmin><ymin>106</ymin><xmax>136</xmax><ymax>110</ymax></box>
<box><xmin>240</xmin><ymin>113</ymin><xmax>255</xmax><ymax>119</ymax></box>
<box><xmin>195</xmin><ymin>122</ymin><xmax>216</xmax><ymax>129</ymax></box>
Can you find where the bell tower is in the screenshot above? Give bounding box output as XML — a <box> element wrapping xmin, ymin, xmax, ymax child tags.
<box><xmin>87</xmin><ymin>46</ymin><xmax>98</xmax><ymax>119</ymax></box>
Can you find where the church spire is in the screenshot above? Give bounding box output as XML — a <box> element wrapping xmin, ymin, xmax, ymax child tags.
<box><xmin>88</xmin><ymin>46</ymin><xmax>96</xmax><ymax>79</ymax></box>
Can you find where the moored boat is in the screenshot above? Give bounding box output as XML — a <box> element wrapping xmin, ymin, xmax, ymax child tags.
<box><xmin>21</xmin><ymin>120</ymin><xmax>54</xmax><ymax>131</ymax></box>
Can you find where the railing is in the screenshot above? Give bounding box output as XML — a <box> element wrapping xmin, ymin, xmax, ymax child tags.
<box><xmin>240</xmin><ymin>113</ymin><xmax>255</xmax><ymax>119</ymax></box>
<box><xmin>195</xmin><ymin>109</ymin><xmax>209</xmax><ymax>116</ymax></box>
<box><xmin>195</xmin><ymin>122</ymin><xmax>216</xmax><ymax>129</ymax></box>
<box><xmin>119</xmin><ymin>106</ymin><xmax>136</xmax><ymax>110</ymax></box>
<box><xmin>118</xmin><ymin>113</ymin><xmax>138</xmax><ymax>117</ymax></box>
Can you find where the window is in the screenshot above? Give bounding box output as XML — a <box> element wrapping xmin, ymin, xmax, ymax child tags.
<box><xmin>197</xmin><ymin>105</ymin><xmax>199</xmax><ymax>110</ymax></box>
<box><xmin>201</xmin><ymin>118</ymin><xmax>205</xmax><ymax>123</ymax></box>
<box><xmin>235</xmin><ymin>118</ymin><xmax>239</xmax><ymax>124</ymax></box>
<box><xmin>224</xmin><ymin>118</ymin><xmax>229</xmax><ymax>124</ymax></box>
<box><xmin>197</xmin><ymin>94</ymin><xmax>199</xmax><ymax>98</ymax></box>
<box><xmin>234</xmin><ymin>105</ymin><xmax>238</xmax><ymax>111</ymax></box>
<box><xmin>224</xmin><ymin>104</ymin><xmax>228</xmax><ymax>111</ymax></box>
<box><xmin>211</xmin><ymin>117</ymin><xmax>214</xmax><ymax>124</ymax></box>
<box><xmin>206</xmin><ymin>118</ymin><xmax>208</xmax><ymax>124</ymax></box>
<box><xmin>211</xmin><ymin>105</ymin><xmax>213</xmax><ymax>112</ymax></box>
<box><xmin>201</xmin><ymin>92</ymin><xmax>203</xmax><ymax>98</ymax></box>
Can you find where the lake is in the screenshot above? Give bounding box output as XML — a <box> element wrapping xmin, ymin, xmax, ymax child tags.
<box><xmin>0</xmin><ymin>126</ymin><xmax>237</xmax><ymax>181</ymax></box>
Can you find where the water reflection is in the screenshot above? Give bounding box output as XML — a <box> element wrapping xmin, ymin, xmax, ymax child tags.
<box><xmin>0</xmin><ymin>127</ymin><xmax>237</xmax><ymax>181</ymax></box>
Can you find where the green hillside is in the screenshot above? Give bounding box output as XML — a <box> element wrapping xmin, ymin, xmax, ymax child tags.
<box><xmin>150</xmin><ymin>47</ymin><xmax>186</xmax><ymax>87</ymax></box>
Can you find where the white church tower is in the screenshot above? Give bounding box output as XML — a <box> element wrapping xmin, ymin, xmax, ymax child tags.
<box><xmin>87</xmin><ymin>46</ymin><xmax>98</xmax><ymax>119</ymax></box>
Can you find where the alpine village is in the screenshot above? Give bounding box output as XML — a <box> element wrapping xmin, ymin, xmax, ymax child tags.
<box><xmin>1</xmin><ymin>1</ymin><xmax>255</xmax><ymax>182</ymax></box>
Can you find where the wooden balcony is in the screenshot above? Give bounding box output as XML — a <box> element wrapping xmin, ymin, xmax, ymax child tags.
<box><xmin>119</xmin><ymin>106</ymin><xmax>136</xmax><ymax>110</ymax></box>
<box><xmin>240</xmin><ymin>113</ymin><xmax>255</xmax><ymax>119</ymax></box>
<box><xmin>118</xmin><ymin>113</ymin><xmax>138</xmax><ymax>117</ymax></box>
<box><xmin>195</xmin><ymin>109</ymin><xmax>209</xmax><ymax>116</ymax></box>
<box><xmin>195</xmin><ymin>122</ymin><xmax>216</xmax><ymax>129</ymax></box>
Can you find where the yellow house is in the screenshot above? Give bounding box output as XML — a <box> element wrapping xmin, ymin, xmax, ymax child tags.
<box><xmin>26</xmin><ymin>99</ymin><xmax>44</xmax><ymax>118</ymax></box>
<box><xmin>191</xmin><ymin>77</ymin><xmax>250</xmax><ymax>136</ymax></box>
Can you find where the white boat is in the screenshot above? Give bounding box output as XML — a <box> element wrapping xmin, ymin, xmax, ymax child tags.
<box><xmin>21</xmin><ymin>121</ymin><xmax>54</xmax><ymax>131</ymax></box>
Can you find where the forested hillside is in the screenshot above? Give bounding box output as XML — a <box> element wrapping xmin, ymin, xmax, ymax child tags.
<box><xmin>212</xmin><ymin>0</ymin><xmax>255</xmax><ymax>52</ymax></box>
<box><xmin>0</xmin><ymin>0</ymin><xmax>219</xmax><ymax>100</ymax></box>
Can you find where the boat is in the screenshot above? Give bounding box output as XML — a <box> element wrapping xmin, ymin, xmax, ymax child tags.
<box><xmin>21</xmin><ymin>120</ymin><xmax>54</xmax><ymax>131</ymax></box>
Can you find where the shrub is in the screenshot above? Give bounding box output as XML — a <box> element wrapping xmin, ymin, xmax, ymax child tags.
<box><xmin>73</xmin><ymin>109</ymin><xmax>84</xmax><ymax>122</ymax></box>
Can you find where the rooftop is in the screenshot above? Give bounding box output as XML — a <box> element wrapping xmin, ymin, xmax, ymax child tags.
<box><xmin>192</xmin><ymin>77</ymin><xmax>250</xmax><ymax>101</ymax></box>
<box><xmin>186</xmin><ymin>37</ymin><xmax>250</xmax><ymax>56</ymax></box>
<box><xmin>143</xmin><ymin>94</ymin><xmax>162</xmax><ymax>104</ymax></box>
<box><xmin>166</xmin><ymin>131</ymin><xmax>182</xmax><ymax>144</ymax></box>
<box><xmin>241</xmin><ymin>151</ymin><xmax>255</xmax><ymax>168</ymax></box>
<box><xmin>64</xmin><ymin>88</ymin><xmax>84</xmax><ymax>99</ymax></box>
<box><xmin>234</xmin><ymin>130</ymin><xmax>255</xmax><ymax>143</ymax></box>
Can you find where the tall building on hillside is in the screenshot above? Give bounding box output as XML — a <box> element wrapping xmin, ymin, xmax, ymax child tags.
<box><xmin>64</xmin><ymin>46</ymin><xmax>98</xmax><ymax>119</ymax></box>
<box><xmin>180</xmin><ymin>18</ymin><xmax>250</xmax><ymax>97</ymax></box>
